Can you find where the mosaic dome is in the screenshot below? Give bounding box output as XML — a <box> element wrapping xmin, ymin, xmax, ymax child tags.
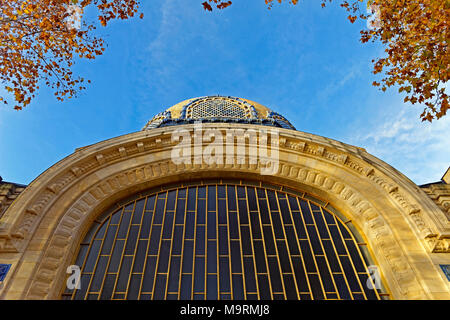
<box><xmin>143</xmin><ymin>96</ymin><xmax>296</xmax><ymax>130</ymax></box>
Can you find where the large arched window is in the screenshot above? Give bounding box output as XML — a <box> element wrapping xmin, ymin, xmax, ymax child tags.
<box><xmin>62</xmin><ymin>180</ymin><xmax>390</xmax><ymax>300</ymax></box>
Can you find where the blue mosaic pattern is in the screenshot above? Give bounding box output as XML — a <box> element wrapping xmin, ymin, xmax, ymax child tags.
<box><xmin>440</xmin><ymin>265</ymin><xmax>450</xmax><ymax>281</ymax></box>
<box><xmin>143</xmin><ymin>96</ymin><xmax>296</xmax><ymax>130</ymax></box>
<box><xmin>0</xmin><ymin>264</ymin><xmax>11</xmax><ymax>282</ymax></box>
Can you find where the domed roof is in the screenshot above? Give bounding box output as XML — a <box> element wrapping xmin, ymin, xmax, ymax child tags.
<box><xmin>143</xmin><ymin>95</ymin><xmax>295</xmax><ymax>130</ymax></box>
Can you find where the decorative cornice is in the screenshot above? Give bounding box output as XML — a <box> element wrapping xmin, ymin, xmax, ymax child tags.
<box><xmin>1</xmin><ymin>126</ymin><xmax>446</xmax><ymax>255</ymax></box>
<box><xmin>0</xmin><ymin>124</ymin><xmax>445</xmax><ymax>299</ymax></box>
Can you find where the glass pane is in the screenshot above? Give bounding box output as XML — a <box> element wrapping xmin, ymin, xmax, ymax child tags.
<box><xmin>69</xmin><ymin>181</ymin><xmax>382</xmax><ymax>300</ymax></box>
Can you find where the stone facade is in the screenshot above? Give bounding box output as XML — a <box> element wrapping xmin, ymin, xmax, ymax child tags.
<box><xmin>0</xmin><ymin>97</ymin><xmax>449</xmax><ymax>300</ymax></box>
<box><xmin>0</xmin><ymin>179</ymin><xmax>26</xmax><ymax>221</ymax></box>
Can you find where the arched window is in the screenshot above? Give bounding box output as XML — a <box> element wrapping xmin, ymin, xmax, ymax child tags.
<box><xmin>63</xmin><ymin>180</ymin><xmax>389</xmax><ymax>300</ymax></box>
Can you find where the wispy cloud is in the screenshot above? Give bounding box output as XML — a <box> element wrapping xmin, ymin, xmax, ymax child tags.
<box><xmin>317</xmin><ymin>66</ymin><xmax>360</xmax><ymax>103</ymax></box>
<box><xmin>350</xmin><ymin>107</ymin><xmax>450</xmax><ymax>185</ymax></box>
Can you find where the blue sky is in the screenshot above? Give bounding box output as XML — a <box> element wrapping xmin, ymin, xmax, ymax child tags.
<box><xmin>0</xmin><ymin>0</ymin><xmax>448</xmax><ymax>185</ymax></box>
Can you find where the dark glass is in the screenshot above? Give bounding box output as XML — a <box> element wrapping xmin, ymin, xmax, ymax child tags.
<box><xmin>345</xmin><ymin>240</ymin><xmax>366</xmax><ymax>272</ymax></box>
<box><xmin>340</xmin><ymin>255</ymin><xmax>362</xmax><ymax>292</ymax></box>
<box><xmin>283</xmin><ymin>273</ymin><xmax>298</xmax><ymax>299</ymax></box>
<box><xmin>358</xmin><ymin>273</ymin><xmax>379</xmax><ymax>300</ymax></box>
<box><xmin>148</xmin><ymin>225</ymin><xmax>162</xmax><ymax>255</ymax></box>
<box><xmin>207</xmin><ymin>241</ymin><xmax>217</xmax><ymax>274</ymax></box>
<box><xmin>228</xmin><ymin>212</ymin><xmax>239</xmax><ymax>239</ymax></box>
<box><xmin>276</xmin><ymin>240</ymin><xmax>292</xmax><ymax>273</ymax></box>
<box><xmin>226</xmin><ymin>186</ymin><xmax>236</xmax><ymax>211</ymax></box>
<box><xmin>291</xmin><ymin>257</ymin><xmax>309</xmax><ymax>292</ymax></box>
<box><xmin>196</xmin><ymin>199</ymin><xmax>206</xmax><ymax>224</ymax></box>
<box><xmin>153</xmin><ymin>274</ymin><xmax>167</xmax><ymax>299</ymax></box>
<box><xmin>101</xmin><ymin>225</ymin><xmax>117</xmax><ymax>255</ymax></box>
<box><xmin>230</xmin><ymin>241</ymin><xmax>242</xmax><ymax>273</ymax></box>
<box><xmin>75</xmin><ymin>245</ymin><xmax>89</xmax><ymax>268</ymax></box>
<box><xmin>153</xmin><ymin>197</ymin><xmax>166</xmax><ymax>224</ymax></box>
<box><xmin>144</xmin><ymin>195</ymin><xmax>156</xmax><ymax>211</ymax></box>
<box><xmin>175</xmin><ymin>199</ymin><xmax>186</xmax><ymax>224</ymax></box>
<box><xmin>193</xmin><ymin>257</ymin><xmax>205</xmax><ymax>292</ymax></box>
<box><xmin>157</xmin><ymin>240</ymin><xmax>171</xmax><ymax>273</ymax></box>
<box><xmin>184</xmin><ymin>212</ymin><xmax>195</xmax><ymax>239</ymax></box>
<box><xmin>166</xmin><ymin>190</ymin><xmax>177</xmax><ymax>211</ymax></box>
<box><xmin>182</xmin><ymin>240</ymin><xmax>194</xmax><ymax>273</ymax></box>
<box><xmin>278</xmin><ymin>199</ymin><xmax>291</xmax><ymax>225</ymax></box>
<box><xmin>88</xmin><ymin>256</ymin><xmax>107</xmax><ymax>293</ymax></box>
<box><xmin>287</xmin><ymin>195</ymin><xmax>300</xmax><ymax>211</ymax></box>
<box><xmin>308</xmin><ymin>273</ymin><xmax>325</xmax><ymax>300</ymax></box>
<box><xmin>162</xmin><ymin>212</ymin><xmax>174</xmax><ymax>239</ymax></box>
<box><xmin>247</xmin><ymin>188</ymin><xmax>258</xmax><ymax>211</ymax></box>
<box><xmin>73</xmin><ymin>274</ymin><xmax>91</xmax><ymax>300</ymax></box>
<box><xmin>140</xmin><ymin>211</ymin><xmax>153</xmax><ymax>239</ymax></box>
<box><xmin>108</xmin><ymin>240</ymin><xmax>124</xmax><ymax>273</ymax></box>
<box><xmin>299</xmin><ymin>200</ymin><xmax>314</xmax><ymax>224</ymax></box>
<box><xmin>187</xmin><ymin>188</ymin><xmax>197</xmax><ymax>209</ymax></box>
<box><xmin>207</xmin><ymin>186</ymin><xmax>216</xmax><ymax>211</ymax></box>
<box><xmin>217</xmin><ymin>185</ymin><xmax>226</xmax><ymax>199</ymax></box>
<box><xmin>329</xmin><ymin>225</ymin><xmax>347</xmax><ymax>255</ymax></box>
<box><xmin>333</xmin><ymin>273</ymin><xmax>352</xmax><ymax>300</ymax></box>
<box><xmin>253</xmin><ymin>240</ymin><xmax>267</xmax><ymax>273</ymax></box>
<box><xmin>322</xmin><ymin>239</ymin><xmax>342</xmax><ymax>273</ymax></box>
<box><xmin>240</xmin><ymin>226</ymin><xmax>252</xmax><ymax>255</ymax></box>
<box><xmin>218</xmin><ymin>200</ymin><xmax>227</xmax><ymax>224</ymax></box>
<box><xmin>195</xmin><ymin>226</ymin><xmax>205</xmax><ymax>255</ymax></box>
<box><xmin>219</xmin><ymin>256</ymin><xmax>231</xmax><ymax>293</ymax></box>
<box><xmin>236</xmin><ymin>186</ymin><xmax>246</xmax><ymax>199</ymax></box>
<box><xmin>243</xmin><ymin>257</ymin><xmax>257</xmax><ymax>293</ymax></box>
<box><xmin>71</xmin><ymin>181</ymin><xmax>381</xmax><ymax>300</ymax></box>
<box><xmin>238</xmin><ymin>199</ymin><xmax>249</xmax><ymax>224</ymax></box>
<box><xmin>315</xmin><ymin>256</ymin><xmax>335</xmax><ymax>292</ymax></box>
<box><xmin>266</xmin><ymin>190</ymin><xmax>278</xmax><ymax>211</ymax></box>
<box><xmin>258</xmin><ymin>199</ymin><xmax>271</xmax><ymax>225</ymax></box>
<box><xmin>142</xmin><ymin>256</ymin><xmax>157</xmax><ymax>292</ymax></box>
<box><xmin>110</xmin><ymin>210</ymin><xmax>122</xmax><ymax>225</ymax></box>
<box><xmin>206</xmin><ymin>275</ymin><xmax>218</xmax><ymax>299</ymax></box>
<box><xmin>117</xmin><ymin>211</ymin><xmax>132</xmax><ymax>238</ymax></box>
<box><xmin>133</xmin><ymin>239</ymin><xmax>148</xmax><ymax>273</ymax></box>
<box><xmin>291</xmin><ymin>210</ymin><xmax>307</xmax><ymax>238</ymax></box>
<box><xmin>232</xmin><ymin>274</ymin><xmax>244</xmax><ymax>299</ymax></box>
<box><xmin>179</xmin><ymin>274</ymin><xmax>192</xmax><ymax>299</ymax></box>
<box><xmin>95</xmin><ymin>222</ymin><xmax>108</xmax><ymax>239</ymax></box>
<box><xmin>306</xmin><ymin>225</ymin><xmax>324</xmax><ymax>255</ymax></box>
<box><xmin>257</xmin><ymin>274</ymin><xmax>271</xmax><ymax>299</ymax></box>
<box><xmin>284</xmin><ymin>226</ymin><xmax>300</xmax><ymax>255</ymax></box>
<box><xmin>116</xmin><ymin>256</ymin><xmax>133</xmax><ymax>292</ymax></box>
<box><xmin>84</xmin><ymin>240</ymin><xmax>101</xmax><ymax>273</ymax></box>
<box><xmin>167</xmin><ymin>256</ymin><xmax>181</xmax><ymax>293</ymax></box>
<box><xmin>262</xmin><ymin>226</ymin><xmax>276</xmax><ymax>255</ymax></box>
<box><xmin>124</xmin><ymin>225</ymin><xmax>139</xmax><ymax>254</ymax></box>
<box><xmin>267</xmin><ymin>257</ymin><xmax>283</xmax><ymax>293</ymax></box>
<box><xmin>299</xmin><ymin>240</ymin><xmax>316</xmax><ymax>273</ymax></box>
<box><xmin>270</xmin><ymin>211</ymin><xmax>284</xmax><ymax>239</ymax></box>
<box><xmin>207</xmin><ymin>212</ymin><xmax>216</xmax><ymax>239</ymax></box>
<box><xmin>132</xmin><ymin>199</ymin><xmax>145</xmax><ymax>224</ymax></box>
<box><xmin>218</xmin><ymin>225</ymin><xmax>229</xmax><ymax>255</ymax></box>
<box><xmin>127</xmin><ymin>274</ymin><xmax>142</xmax><ymax>300</ymax></box>
<box><xmin>100</xmin><ymin>274</ymin><xmax>116</xmax><ymax>300</ymax></box>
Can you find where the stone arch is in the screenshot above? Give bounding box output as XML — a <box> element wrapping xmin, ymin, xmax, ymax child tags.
<box><xmin>0</xmin><ymin>123</ymin><xmax>448</xmax><ymax>299</ymax></box>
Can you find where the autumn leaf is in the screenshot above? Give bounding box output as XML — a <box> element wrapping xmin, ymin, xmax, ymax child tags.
<box><xmin>0</xmin><ymin>0</ymin><xmax>142</xmax><ymax>110</ymax></box>
<box><xmin>202</xmin><ymin>2</ymin><xmax>213</xmax><ymax>11</ymax></box>
<box><xmin>205</xmin><ymin>0</ymin><xmax>449</xmax><ymax>122</ymax></box>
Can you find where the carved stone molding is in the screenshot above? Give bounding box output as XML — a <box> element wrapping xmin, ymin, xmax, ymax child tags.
<box><xmin>23</xmin><ymin>157</ymin><xmax>426</xmax><ymax>299</ymax></box>
<box><xmin>1</xmin><ymin>124</ymin><xmax>447</xmax><ymax>299</ymax></box>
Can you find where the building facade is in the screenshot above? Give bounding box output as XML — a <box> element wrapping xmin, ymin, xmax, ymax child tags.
<box><xmin>0</xmin><ymin>96</ymin><xmax>449</xmax><ymax>300</ymax></box>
